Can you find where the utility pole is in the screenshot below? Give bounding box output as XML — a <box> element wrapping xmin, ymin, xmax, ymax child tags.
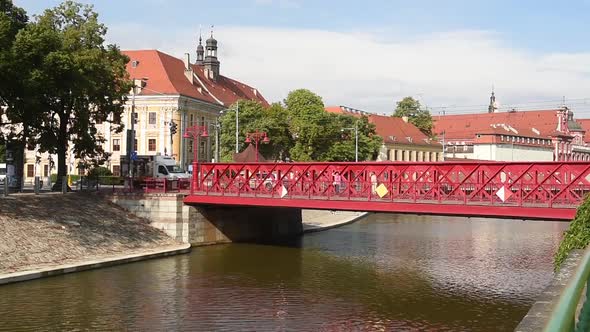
<box><xmin>441</xmin><ymin>130</ymin><xmax>445</xmax><ymax>161</ymax></box>
<box><xmin>128</xmin><ymin>83</ymin><xmax>136</xmax><ymax>184</ymax></box>
<box><xmin>235</xmin><ymin>101</ymin><xmax>239</xmax><ymax>153</ymax></box>
<box><xmin>355</xmin><ymin>121</ymin><xmax>359</xmax><ymax>162</ymax></box>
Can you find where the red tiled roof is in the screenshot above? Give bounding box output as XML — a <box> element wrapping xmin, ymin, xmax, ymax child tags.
<box><xmin>233</xmin><ymin>144</ymin><xmax>267</xmax><ymax>162</ymax></box>
<box><xmin>325</xmin><ymin>105</ymin><xmax>372</xmax><ymax>117</ymax></box>
<box><xmin>368</xmin><ymin>114</ymin><xmax>441</xmax><ymax>146</ymax></box>
<box><xmin>433</xmin><ymin>110</ymin><xmax>564</xmax><ymax>140</ymax></box>
<box><xmin>577</xmin><ymin>119</ymin><xmax>590</xmax><ymax>143</ymax></box>
<box><xmin>123</xmin><ymin>50</ymin><xmax>269</xmax><ymax>107</ymax></box>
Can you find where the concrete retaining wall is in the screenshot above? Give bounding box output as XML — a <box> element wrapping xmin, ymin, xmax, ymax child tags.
<box><xmin>108</xmin><ymin>193</ymin><xmax>303</xmax><ymax>246</ymax></box>
<box><xmin>515</xmin><ymin>249</ymin><xmax>584</xmax><ymax>331</ymax></box>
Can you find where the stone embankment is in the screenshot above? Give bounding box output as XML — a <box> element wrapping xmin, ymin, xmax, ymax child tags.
<box><xmin>0</xmin><ymin>193</ymin><xmax>183</xmax><ymax>276</ymax></box>
<box><xmin>302</xmin><ymin>210</ymin><xmax>369</xmax><ymax>232</ymax></box>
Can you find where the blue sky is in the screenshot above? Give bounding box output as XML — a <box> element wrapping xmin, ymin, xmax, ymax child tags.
<box><xmin>13</xmin><ymin>0</ymin><xmax>590</xmax><ymax>115</ymax></box>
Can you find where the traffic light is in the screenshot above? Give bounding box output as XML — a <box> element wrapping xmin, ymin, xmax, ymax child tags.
<box><xmin>169</xmin><ymin>121</ymin><xmax>177</xmax><ymax>135</ymax></box>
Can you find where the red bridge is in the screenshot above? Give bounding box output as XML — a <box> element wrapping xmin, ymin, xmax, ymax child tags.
<box><xmin>183</xmin><ymin>161</ymin><xmax>590</xmax><ymax>221</ymax></box>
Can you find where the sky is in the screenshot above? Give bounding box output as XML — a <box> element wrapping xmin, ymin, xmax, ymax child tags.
<box><xmin>13</xmin><ymin>0</ymin><xmax>590</xmax><ymax>116</ymax></box>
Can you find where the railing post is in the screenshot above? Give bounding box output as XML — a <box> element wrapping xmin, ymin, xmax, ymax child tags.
<box><xmin>3</xmin><ymin>178</ymin><xmax>8</xmax><ymax>197</ymax></box>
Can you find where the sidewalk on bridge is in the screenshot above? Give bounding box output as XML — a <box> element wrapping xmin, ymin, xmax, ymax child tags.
<box><xmin>302</xmin><ymin>210</ymin><xmax>370</xmax><ymax>233</ymax></box>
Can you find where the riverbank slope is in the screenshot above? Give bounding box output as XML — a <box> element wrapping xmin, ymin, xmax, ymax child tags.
<box><xmin>0</xmin><ymin>193</ymin><xmax>180</xmax><ymax>275</ymax></box>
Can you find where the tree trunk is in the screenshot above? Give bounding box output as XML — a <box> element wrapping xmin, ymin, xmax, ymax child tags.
<box><xmin>51</xmin><ymin>143</ymin><xmax>67</xmax><ymax>191</ymax></box>
<box><xmin>52</xmin><ymin>114</ymin><xmax>69</xmax><ymax>191</ymax></box>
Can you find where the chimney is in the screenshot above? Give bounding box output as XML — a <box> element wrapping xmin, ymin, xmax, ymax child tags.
<box><xmin>402</xmin><ymin>116</ymin><xmax>409</xmax><ymax>123</ymax></box>
<box><xmin>183</xmin><ymin>53</ymin><xmax>194</xmax><ymax>84</ymax></box>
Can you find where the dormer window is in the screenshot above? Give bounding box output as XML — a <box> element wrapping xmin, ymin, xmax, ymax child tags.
<box><xmin>131</xmin><ymin>60</ymin><xmax>139</xmax><ymax>68</ymax></box>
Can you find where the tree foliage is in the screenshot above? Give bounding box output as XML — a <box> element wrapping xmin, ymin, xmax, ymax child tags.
<box><xmin>393</xmin><ymin>96</ymin><xmax>434</xmax><ymax>137</ymax></box>
<box><xmin>554</xmin><ymin>196</ymin><xmax>590</xmax><ymax>271</ymax></box>
<box><xmin>218</xmin><ymin>89</ymin><xmax>382</xmax><ymax>162</ymax></box>
<box><xmin>11</xmin><ymin>1</ymin><xmax>131</xmax><ymax>189</ymax></box>
<box><xmin>218</xmin><ymin>100</ymin><xmax>294</xmax><ymax>162</ymax></box>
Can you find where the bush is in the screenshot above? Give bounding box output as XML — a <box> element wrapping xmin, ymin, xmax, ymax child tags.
<box><xmin>50</xmin><ymin>174</ymin><xmax>81</xmax><ymax>183</ymax></box>
<box><xmin>554</xmin><ymin>196</ymin><xmax>590</xmax><ymax>271</ymax></box>
<box><xmin>87</xmin><ymin>166</ymin><xmax>112</xmax><ymax>178</ymax></box>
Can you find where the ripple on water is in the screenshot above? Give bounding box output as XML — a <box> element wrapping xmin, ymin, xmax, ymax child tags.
<box><xmin>0</xmin><ymin>214</ymin><xmax>567</xmax><ymax>332</ymax></box>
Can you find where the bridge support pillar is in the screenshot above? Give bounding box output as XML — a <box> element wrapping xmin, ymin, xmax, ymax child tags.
<box><xmin>186</xmin><ymin>205</ymin><xmax>303</xmax><ymax>245</ymax></box>
<box><xmin>108</xmin><ymin>193</ymin><xmax>303</xmax><ymax>246</ymax></box>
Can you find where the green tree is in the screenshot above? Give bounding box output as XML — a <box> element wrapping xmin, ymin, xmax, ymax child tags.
<box><xmin>285</xmin><ymin>89</ymin><xmax>382</xmax><ymax>161</ymax></box>
<box><xmin>322</xmin><ymin>114</ymin><xmax>382</xmax><ymax>162</ymax></box>
<box><xmin>12</xmin><ymin>1</ymin><xmax>131</xmax><ymax>190</ymax></box>
<box><xmin>393</xmin><ymin>96</ymin><xmax>434</xmax><ymax>137</ymax></box>
<box><xmin>218</xmin><ymin>100</ymin><xmax>293</xmax><ymax>162</ymax></box>
<box><xmin>0</xmin><ymin>0</ymin><xmax>28</xmax><ymax>186</ymax></box>
<box><xmin>284</xmin><ymin>89</ymin><xmax>331</xmax><ymax>161</ymax></box>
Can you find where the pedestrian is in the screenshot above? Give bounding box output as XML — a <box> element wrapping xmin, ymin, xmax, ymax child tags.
<box><xmin>333</xmin><ymin>171</ymin><xmax>341</xmax><ymax>194</ymax></box>
<box><xmin>370</xmin><ymin>172</ymin><xmax>377</xmax><ymax>194</ymax></box>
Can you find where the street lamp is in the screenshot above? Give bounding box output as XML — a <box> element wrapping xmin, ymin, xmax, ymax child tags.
<box><xmin>183</xmin><ymin>125</ymin><xmax>209</xmax><ymax>189</ymax></box>
<box><xmin>128</xmin><ymin>77</ymin><xmax>148</xmax><ymax>188</ymax></box>
<box><xmin>245</xmin><ymin>131</ymin><xmax>270</xmax><ymax>162</ymax></box>
<box><xmin>235</xmin><ymin>101</ymin><xmax>240</xmax><ymax>153</ymax></box>
<box><xmin>342</xmin><ymin>121</ymin><xmax>359</xmax><ymax>162</ymax></box>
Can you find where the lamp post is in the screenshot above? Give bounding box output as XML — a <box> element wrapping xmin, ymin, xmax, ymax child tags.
<box><xmin>127</xmin><ymin>77</ymin><xmax>148</xmax><ymax>188</ymax></box>
<box><xmin>183</xmin><ymin>125</ymin><xmax>209</xmax><ymax>189</ymax></box>
<box><xmin>342</xmin><ymin>121</ymin><xmax>359</xmax><ymax>162</ymax></box>
<box><xmin>245</xmin><ymin>131</ymin><xmax>270</xmax><ymax>162</ymax></box>
<box><xmin>235</xmin><ymin>101</ymin><xmax>240</xmax><ymax>153</ymax></box>
<box><xmin>215</xmin><ymin>110</ymin><xmax>224</xmax><ymax>162</ymax></box>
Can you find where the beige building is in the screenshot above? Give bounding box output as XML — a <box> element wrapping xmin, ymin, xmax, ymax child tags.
<box><xmin>22</xmin><ymin>33</ymin><xmax>268</xmax><ymax>184</ymax></box>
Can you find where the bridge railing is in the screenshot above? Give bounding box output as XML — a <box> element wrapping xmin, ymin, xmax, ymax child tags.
<box><xmin>544</xmin><ymin>247</ymin><xmax>590</xmax><ymax>332</ymax></box>
<box><xmin>190</xmin><ymin>161</ymin><xmax>590</xmax><ymax>208</ymax></box>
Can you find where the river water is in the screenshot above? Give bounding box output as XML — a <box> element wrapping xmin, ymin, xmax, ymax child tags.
<box><xmin>0</xmin><ymin>213</ymin><xmax>567</xmax><ymax>331</ymax></box>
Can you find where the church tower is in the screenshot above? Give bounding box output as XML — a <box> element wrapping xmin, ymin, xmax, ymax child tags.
<box><xmin>196</xmin><ymin>34</ymin><xmax>204</xmax><ymax>65</ymax></box>
<box><xmin>488</xmin><ymin>89</ymin><xmax>498</xmax><ymax>113</ymax></box>
<box><xmin>203</xmin><ymin>29</ymin><xmax>220</xmax><ymax>80</ymax></box>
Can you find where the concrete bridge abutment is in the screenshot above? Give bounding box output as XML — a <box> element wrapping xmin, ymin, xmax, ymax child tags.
<box><xmin>108</xmin><ymin>193</ymin><xmax>303</xmax><ymax>246</ymax></box>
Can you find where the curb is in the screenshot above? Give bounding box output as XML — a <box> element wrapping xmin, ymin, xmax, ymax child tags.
<box><xmin>0</xmin><ymin>244</ymin><xmax>191</xmax><ymax>286</ymax></box>
<box><xmin>303</xmin><ymin>212</ymin><xmax>370</xmax><ymax>234</ymax></box>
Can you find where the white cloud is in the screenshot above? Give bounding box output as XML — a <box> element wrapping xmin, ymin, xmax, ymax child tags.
<box><xmin>106</xmin><ymin>24</ymin><xmax>590</xmax><ymax>115</ymax></box>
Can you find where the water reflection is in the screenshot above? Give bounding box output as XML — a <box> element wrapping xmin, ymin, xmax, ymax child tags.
<box><xmin>0</xmin><ymin>214</ymin><xmax>567</xmax><ymax>331</ymax></box>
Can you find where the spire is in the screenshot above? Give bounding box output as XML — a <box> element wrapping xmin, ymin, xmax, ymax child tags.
<box><xmin>488</xmin><ymin>87</ymin><xmax>498</xmax><ymax>113</ymax></box>
<box><xmin>204</xmin><ymin>24</ymin><xmax>220</xmax><ymax>80</ymax></box>
<box><xmin>196</xmin><ymin>28</ymin><xmax>204</xmax><ymax>65</ymax></box>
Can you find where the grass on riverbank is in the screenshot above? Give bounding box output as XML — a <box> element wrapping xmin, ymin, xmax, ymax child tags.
<box><xmin>554</xmin><ymin>196</ymin><xmax>590</xmax><ymax>271</ymax></box>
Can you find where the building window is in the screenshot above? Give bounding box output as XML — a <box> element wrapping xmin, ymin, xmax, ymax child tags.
<box><xmin>27</xmin><ymin>164</ymin><xmax>34</xmax><ymax>177</ymax></box>
<box><xmin>149</xmin><ymin>112</ymin><xmax>156</xmax><ymax>125</ymax></box>
<box><xmin>148</xmin><ymin>139</ymin><xmax>156</xmax><ymax>151</ymax></box>
<box><xmin>527</xmin><ymin>138</ymin><xmax>530</xmax><ymax>143</ymax></box>
<box><xmin>112</xmin><ymin>165</ymin><xmax>120</xmax><ymax>177</ymax></box>
<box><xmin>190</xmin><ymin>114</ymin><xmax>194</xmax><ymax>126</ymax></box>
<box><xmin>113</xmin><ymin>139</ymin><xmax>120</xmax><ymax>152</ymax></box>
<box><xmin>43</xmin><ymin>165</ymin><xmax>49</xmax><ymax>177</ymax></box>
<box><xmin>501</xmin><ymin>135</ymin><xmax>504</xmax><ymax>141</ymax></box>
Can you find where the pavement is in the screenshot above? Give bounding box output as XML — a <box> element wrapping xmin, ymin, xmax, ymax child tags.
<box><xmin>301</xmin><ymin>209</ymin><xmax>369</xmax><ymax>233</ymax></box>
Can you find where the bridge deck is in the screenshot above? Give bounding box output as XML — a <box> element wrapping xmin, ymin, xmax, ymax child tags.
<box><xmin>184</xmin><ymin>161</ymin><xmax>590</xmax><ymax>221</ymax></box>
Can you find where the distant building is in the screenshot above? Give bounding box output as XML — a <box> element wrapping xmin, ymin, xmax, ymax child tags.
<box><xmin>433</xmin><ymin>92</ymin><xmax>590</xmax><ymax>161</ymax></box>
<box><xmin>325</xmin><ymin>106</ymin><xmax>443</xmax><ymax>161</ymax></box>
<box><xmin>21</xmin><ymin>31</ymin><xmax>268</xmax><ymax>184</ymax></box>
